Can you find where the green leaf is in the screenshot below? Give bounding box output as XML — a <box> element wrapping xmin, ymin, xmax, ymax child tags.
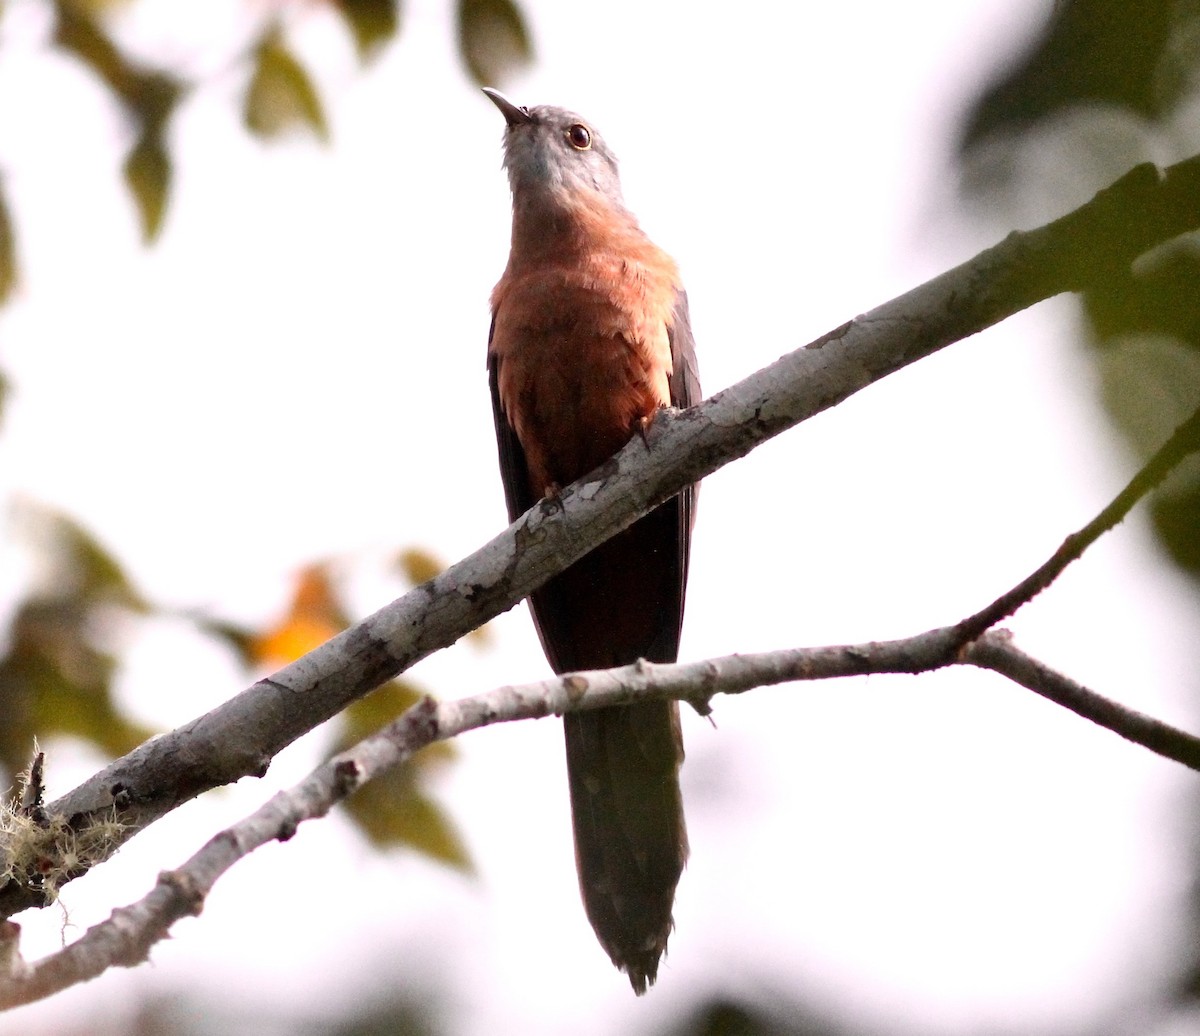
<box><xmin>0</xmin><ymin>503</ymin><xmax>156</xmax><ymax>775</ymax></box>
<box><xmin>54</xmin><ymin>2</ymin><xmax>181</xmax><ymax>241</ymax></box>
<box><xmin>52</xmin><ymin>3</ymin><xmax>182</xmax><ymax>116</ymax></box>
<box><xmin>63</xmin><ymin>0</ymin><xmax>133</xmax><ymax>17</ymax></box>
<box><xmin>52</xmin><ymin>0</ymin><xmax>133</xmax><ymax>100</ymax></box>
<box><xmin>337</xmin><ymin>681</ymin><xmax>426</xmax><ymax>744</ymax></box>
<box><xmin>0</xmin><ymin>181</ymin><xmax>16</xmax><ymax>307</ymax></box>
<box><xmin>344</xmin><ymin>772</ymin><xmax>472</xmax><ymax>870</ymax></box>
<box><xmin>244</xmin><ymin>28</ymin><xmax>329</xmax><ymax>143</ymax></box>
<box><xmin>17</xmin><ymin>500</ymin><xmax>147</xmax><ymax>610</ymax></box>
<box><xmin>123</xmin><ymin>128</ymin><xmax>171</xmax><ymax>243</ymax></box>
<box><xmin>187</xmin><ymin>615</ymin><xmax>258</xmax><ymax>668</ymax></box>
<box><xmin>334</xmin><ymin>682</ymin><xmax>472</xmax><ymax>871</ymax></box>
<box><xmin>129</xmin><ymin>71</ymin><xmax>183</xmax><ymax>134</ymax></box>
<box><xmin>0</xmin><ymin>602</ymin><xmax>156</xmax><ymax>776</ymax></box>
<box><xmin>455</xmin><ymin>0</ymin><xmax>533</xmax><ymax>87</ymax></box>
<box><xmin>333</xmin><ymin>0</ymin><xmax>401</xmax><ymax>62</ymax></box>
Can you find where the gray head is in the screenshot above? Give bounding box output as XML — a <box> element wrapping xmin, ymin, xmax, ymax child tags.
<box><xmin>483</xmin><ymin>88</ymin><xmax>624</xmax><ymax>206</ymax></box>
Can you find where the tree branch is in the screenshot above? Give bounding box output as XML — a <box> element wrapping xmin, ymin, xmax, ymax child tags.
<box><xmin>953</xmin><ymin>404</ymin><xmax>1200</xmax><ymax>642</ymax></box>
<box><xmin>963</xmin><ymin>633</ymin><xmax>1200</xmax><ymax>769</ymax></box>
<box><xmin>7</xmin><ymin>620</ymin><xmax>1200</xmax><ymax>1009</ymax></box>
<box><xmin>2</xmin><ymin>155</ymin><xmax>1198</xmax><ymax>921</ymax></box>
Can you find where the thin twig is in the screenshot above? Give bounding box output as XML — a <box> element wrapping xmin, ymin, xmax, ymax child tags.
<box><xmin>6</xmin><ymin>622</ymin><xmax>1200</xmax><ymax>1009</ymax></box>
<box><xmin>952</xmin><ymin>404</ymin><xmax>1200</xmax><ymax>645</ymax></box>
<box><xmin>964</xmin><ymin>631</ymin><xmax>1200</xmax><ymax>770</ymax></box>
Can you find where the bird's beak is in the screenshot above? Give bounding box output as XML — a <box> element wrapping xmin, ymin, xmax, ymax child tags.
<box><xmin>482</xmin><ymin>87</ymin><xmax>533</xmax><ymax>127</ymax></box>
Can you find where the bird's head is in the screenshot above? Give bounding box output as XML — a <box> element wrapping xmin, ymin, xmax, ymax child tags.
<box><xmin>483</xmin><ymin>88</ymin><xmax>624</xmax><ymax>207</ymax></box>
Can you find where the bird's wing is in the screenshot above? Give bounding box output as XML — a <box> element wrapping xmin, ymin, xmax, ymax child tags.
<box><xmin>667</xmin><ymin>289</ymin><xmax>701</xmax><ymax>414</ymax></box>
<box><xmin>487</xmin><ymin>314</ymin><xmax>535</xmax><ymax>526</ymax></box>
<box><xmin>666</xmin><ymin>288</ymin><xmax>701</xmax><ymax>622</ymax></box>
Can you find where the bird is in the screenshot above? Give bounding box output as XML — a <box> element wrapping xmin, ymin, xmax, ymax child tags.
<box><xmin>483</xmin><ymin>87</ymin><xmax>701</xmax><ymax>994</ymax></box>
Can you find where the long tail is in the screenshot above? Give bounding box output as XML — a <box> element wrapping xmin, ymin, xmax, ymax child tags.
<box><xmin>527</xmin><ymin>503</ymin><xmax>691</xmax><ymax>992</ymax></box>
<box><xmin>564</xmin><ymin>699</ymin><xmax>688</xmax><ymax>994</ymax></box>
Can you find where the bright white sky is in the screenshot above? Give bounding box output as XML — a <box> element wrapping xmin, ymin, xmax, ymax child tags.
<box><xmin>2</xmin><ymin>0</ymin><xmax>1199</xmax><ymax>1033</ymax></box>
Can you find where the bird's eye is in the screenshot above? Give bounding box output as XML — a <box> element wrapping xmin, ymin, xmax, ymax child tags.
<box><xmin>566</xmin><ymin>124</ymin><xmax>592</xmax><ymax>150</ymax></box>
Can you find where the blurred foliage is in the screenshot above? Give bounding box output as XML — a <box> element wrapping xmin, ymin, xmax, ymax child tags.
<box><xmin>252</xmin><ymin>562</ymin><xmax>471</xmax><ymax>868</ymax></box>
<box><xmin>244</xmin><ymin>26</ymin><xmax>330</xmax><ymax>143</ymax></box>
<box><xmin>332</xmin><ymin>682</ymin><xmax>471</xmax><ymax>869</ymax></box>
<box><xmin>0</xmin><ymin>505</ymin><xmax>471</xmax><ymax>873</ymax></box>
<box><xmin>957</xmin><ymin>0</ymin><xmax>1200</xmax><ymax>582</ymax></box>
<box><xmin>658</xmin><ymin>995</ymin><xmax>870</xmax><ymax>1036</ymax></box>
<box><xmin>0</xmin><ymin>184</ymin><xmax>16</xmax><ymax>308</ymax></box>
<box><xmin>122</xmin><ymin>125</ymin><xmax>173</xmax><ymax>241</ymax></box>
<box><xmin>456</xmin><ymin>0</ymin><xmax>534</xmax><ymax>88</ymax></box>
<box><xmin>958</xmin><ymin>0</ymin><xmax>1183</xmax><ymax>149</ymax></box>
<box><xmin>249</xmin><ymin>564</ymin><xmax>351</xmax><ymax>666</ymax></box>
<box><xmin>320</xmin><ymin>996</ymin><xmax>446</xmax><ymax>1036</ymax></box>
<box><xmin>51</xmin><ymin>0</ymin><xmax>184</xmax><ymax>239</ymax></box>
<box><xmin>0</xmin><ymin>0</ymin><xmax>531</xmax><ymax>271</ymax></box>
<box><xmin>41</xmin><ymin>989</ymin><xmax>449</xmax><ymax>1036</ymax></box>
<box><xmin>33</xmin><ymin>984</ymin><xmax>926</xmax><ymax>1036</ymax></box>
<box><xmin>0</xmin><ymin>0</ymin><xmax>530</xmax><ymax>876</ymax></box>
<box><xmin>334</xmin><ymin>0</ymin><xmax>402</xmax><ymax>61</ymax></box>
<box><xmin>0</xmin><ymin>502</ymin><xmax>154</xmax><ymax>779</ymax></box>
<box><xmin>396</xmin><ymin>546</ymin><xmax>444</xmax><ymax>587</ymax></box>
<box><xmin>955</xmin><ymin>0</ymin><xmax>1200</xmax><ymax>1027</ymax></box>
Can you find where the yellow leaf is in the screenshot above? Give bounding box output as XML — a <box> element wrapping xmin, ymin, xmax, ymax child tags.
<box><xmin>395</xmin><ymin>546</ymin><xmax>443</xmax><ymax>586</ymax></box>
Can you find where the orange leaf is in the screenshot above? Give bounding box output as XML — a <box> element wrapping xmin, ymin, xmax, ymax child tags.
<box><xmin>250</xmin><ymin>564</ymin><xmax>348</xmax><ymax>666</ymax></box>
